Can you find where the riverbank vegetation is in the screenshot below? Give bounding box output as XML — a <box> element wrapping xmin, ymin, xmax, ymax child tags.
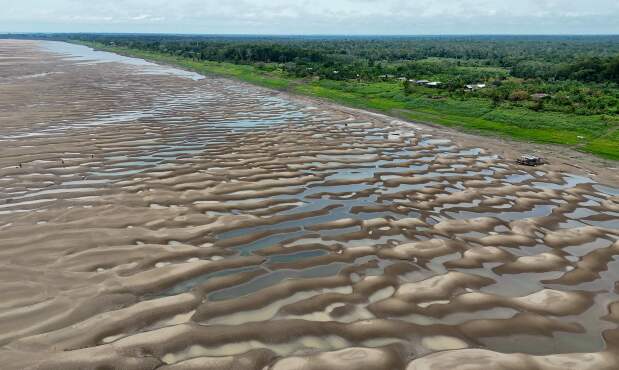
<box><xmin>58</xmin><ymin>34</ymin><xmax>619</xmax><ymax>159</ymax></box>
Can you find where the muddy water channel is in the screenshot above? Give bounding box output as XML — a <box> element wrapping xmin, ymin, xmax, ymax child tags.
<box><xmin>1</xmin><ymin>40</ymin><xmax>619</xmax><ymax>370</ymax></box>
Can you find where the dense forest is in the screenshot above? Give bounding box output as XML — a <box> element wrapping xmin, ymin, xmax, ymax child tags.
<box><xmin>62</xmin><ymin>34</ymin><xmax>619</xmax><ymax>82</ymax></box>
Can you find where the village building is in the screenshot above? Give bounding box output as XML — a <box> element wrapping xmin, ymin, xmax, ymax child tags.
<box><xmin>465</xmin><ymin>83</ymin><xmax>486</xmax><ymax>90</ymax></box>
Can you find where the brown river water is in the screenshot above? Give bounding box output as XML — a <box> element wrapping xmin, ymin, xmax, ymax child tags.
<box><xmin>0</xmin><ymin>40</ymin><xmax>618</xmax><ymax>370</ymax></box>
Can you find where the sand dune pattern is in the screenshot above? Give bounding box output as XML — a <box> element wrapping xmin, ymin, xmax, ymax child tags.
<box><xmin>1</xmin><ymin>40</ymin><xmax>619</xmax><ymax>370</ymax></box>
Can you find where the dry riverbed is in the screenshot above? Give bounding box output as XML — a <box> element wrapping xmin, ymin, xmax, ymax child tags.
<box><xmin>1</xmin><ymin>39</ymin><xmax>619</xmax><ymax>370</ymax></box>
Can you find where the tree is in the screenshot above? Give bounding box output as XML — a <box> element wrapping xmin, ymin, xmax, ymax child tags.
<box><xmin>403</xmin><ymin>79</ymin><xmax>414</xmax><ymax>94</ymax></box>
<box><xmin>509</xmin><ymin>90</ymin><xmax>529</xmax><ymax>101</ymax></box>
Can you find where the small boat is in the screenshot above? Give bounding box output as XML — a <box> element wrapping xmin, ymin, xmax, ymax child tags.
<box><xmin>516</xmin><ymin>155</ymin><xmax>545</xmax><ymax>166</ymax></box>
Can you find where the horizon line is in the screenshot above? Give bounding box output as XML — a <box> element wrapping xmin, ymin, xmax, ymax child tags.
<box><xmin>2</xmin><ymin>32</ymin><xmax>619</xmax><ymax>37</ymax></box>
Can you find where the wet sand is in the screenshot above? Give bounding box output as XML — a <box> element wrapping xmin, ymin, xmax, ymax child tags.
<box><xmin>1</xmin><ymin>39</ymin><xmax>619</xmax><ymax>370</ymax></box>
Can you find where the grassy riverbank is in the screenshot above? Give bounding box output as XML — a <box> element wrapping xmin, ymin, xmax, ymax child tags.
<box><xmin>80</xmin><ymin>41</ymin><xmax>619</xmax><ymax>160</ymax></box>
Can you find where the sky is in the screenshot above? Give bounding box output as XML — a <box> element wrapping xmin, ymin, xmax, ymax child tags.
<box><xmin>2</xmin><ymin>0</ymin><xmax>619</xmax><ymax>35</ymax></box>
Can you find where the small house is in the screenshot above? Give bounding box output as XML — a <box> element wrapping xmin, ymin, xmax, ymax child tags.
<box><xmin>531</xmin><ymin>93</ymin><xmax>550</xmax><ymax>100</ymax></box>
<box><xmin>415</xmin><ymin>79</ymin><xmax>430</xmax><ymax>85</ymax></box>
<box><xmin>426</xmin><ymin>81</ymin><xmax>443</xmax><ymax>88</ymax></box>
<box><xmin>465</xmin><ymin>83</ymin><xmax>486</xmax><ymax>91</ymax></box>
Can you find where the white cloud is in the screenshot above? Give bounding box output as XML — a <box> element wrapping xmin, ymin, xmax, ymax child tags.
<box><xmin>0</xmin><ymin>0</ymin><xmax>618</xmax><ymax>34</ymax></box>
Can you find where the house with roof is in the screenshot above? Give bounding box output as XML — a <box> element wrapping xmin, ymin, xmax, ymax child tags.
<box><xmin>465</xmin><ymin>83</ymin><xmax>487</xmax><ymax>91</ymax></box>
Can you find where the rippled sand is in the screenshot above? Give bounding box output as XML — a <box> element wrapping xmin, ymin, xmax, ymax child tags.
<box><xmin>1</xmin><ymin>40</ymin><xmax>619</xmax><ymax>370</ymax></box>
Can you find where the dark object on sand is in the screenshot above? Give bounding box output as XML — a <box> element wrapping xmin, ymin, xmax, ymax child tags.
<box><xmin>517</xmin><ymin>155</ymin><xmax>545</xmax><ymax>166</ymax></box>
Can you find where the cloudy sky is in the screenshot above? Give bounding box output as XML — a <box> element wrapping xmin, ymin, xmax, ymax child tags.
<box><xmin>2</xmin><ymin>0</ymin><xmax>618</xmax><ymax>34</ymax></box>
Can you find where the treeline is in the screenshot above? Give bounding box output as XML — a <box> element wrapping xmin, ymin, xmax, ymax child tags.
<box><xmin>512</xmin><ymin>56</ymin><xmax>619</xmax><ymax>82</ymax></box>
<box><xmin>61</xmin><ymin>34</ymin><xmax>619</xmax><ymax>84</ymax></box>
